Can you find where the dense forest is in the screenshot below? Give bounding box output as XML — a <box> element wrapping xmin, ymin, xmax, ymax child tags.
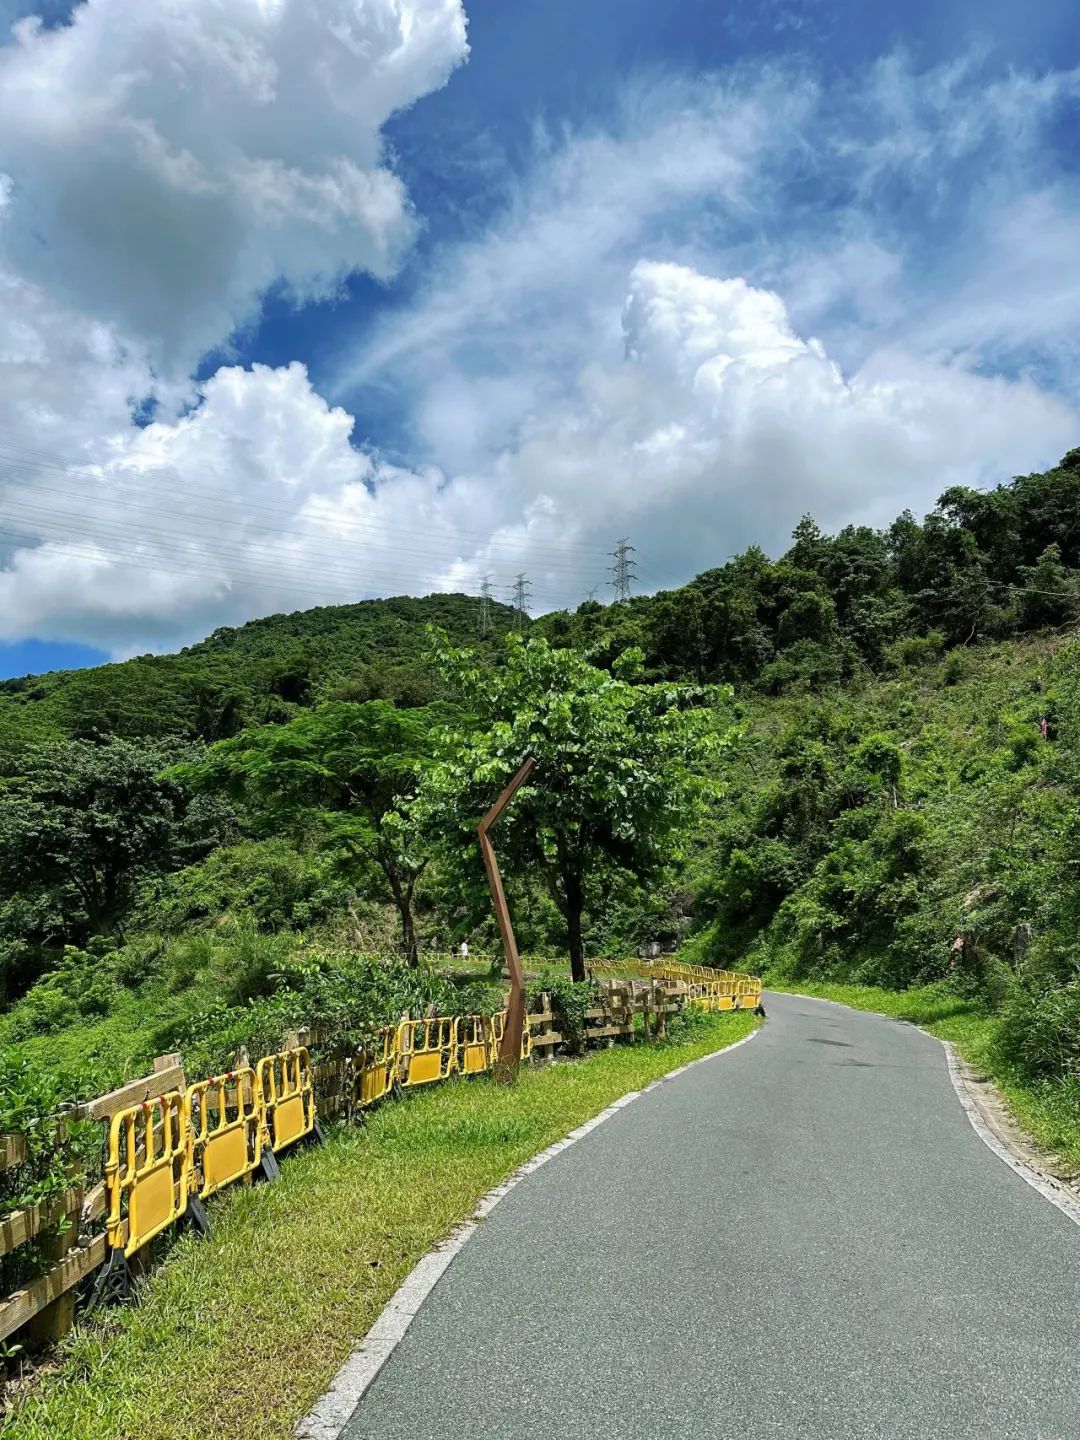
<box><xmin>1</xmin><ymin>449</ymin><xmax>1079</xmax><ymax>1133</ymax></box>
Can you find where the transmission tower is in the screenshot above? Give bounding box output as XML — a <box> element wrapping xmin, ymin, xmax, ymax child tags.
<box><xmin>511</xmin><ymin>572</ymin><xmax>532</xmax><ymax>631</ymax></box>
<box><xmin>609</xmin><ymin>537</ymin><xmax>636</xmax><ymax>603</ymax></box>
<box><xmin>479</xmin><ymin>575</ymin><xmax>493</xmax><ymax>636</ymax></box>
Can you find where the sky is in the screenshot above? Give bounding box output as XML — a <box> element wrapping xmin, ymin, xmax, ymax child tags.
<box><xmin>0</xmin><ymin>0</ymin><xmax>1078</xmax><ymax>679</ymax></box>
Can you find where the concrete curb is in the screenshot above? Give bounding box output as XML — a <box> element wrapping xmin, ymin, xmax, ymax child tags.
<box><xmin>294</xmin><ymin>1026</ymin><xmax>761</xmax><ymax>1440</ymax></box>
<box><xmin>786</xmin><ymin>991</ymin><xmax>1080</xmax><ymax>1229</ymax></box>
<box><xmin>940</xmin><ymin>1040</ymin><xmax>1080</xmax><ymax>1228</ymax></box>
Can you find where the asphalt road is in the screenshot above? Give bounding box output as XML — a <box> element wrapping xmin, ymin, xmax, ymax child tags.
<box><xmin>341</xmin><ymin>992</ymin><xmax>1079</xmax><ymax>1440</ymax></box>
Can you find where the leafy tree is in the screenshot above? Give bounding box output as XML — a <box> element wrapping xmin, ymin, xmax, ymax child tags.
<box><xmin>1014</xmin><ymin>544</ymin><xmax>1080</xmax><ymax>630</ymax></box>
<box><xmin>420</xmin><ymin>632</ymin><xmax>730</xmax><ymax>981</ymax></box>
<box><xmin>183</xmin><ymin>701</ymin><xmax>435</xmax><ymax>962</ymax></box>
<box><xmin>0</xmin><ymin>737</ymin><xmax>229</xmax><ymax>998</ymax></box>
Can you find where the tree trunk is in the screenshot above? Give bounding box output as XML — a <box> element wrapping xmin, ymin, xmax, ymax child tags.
<box><xmin>399</xmin><ymin>902</ymin><xmax>419</xmax><ymax>966</ymax></box>
<box><xmin>387</xmin><ymin>870</ymin><xmax>420</xmax><ymax>966</ymax></box>
<box><xmin>564</xmin><ymin>869</ymin><xmax>586</xmax><ymax>983</ymax></box>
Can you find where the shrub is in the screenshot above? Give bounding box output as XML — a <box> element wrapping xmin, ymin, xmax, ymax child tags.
<box><xmin>997</xmin><ymin>980</ymin><xmax>1080</xmax><ymax>1082</ymax></box>
<box><xmin>0</xmin><ymin>1056</ymin><xmax>102</xmax><ymax>1294</ymax></box>
<box><xmin>527</xmin><ymin>968</ymin><xmax>596</xmax><ymax>1054</ymax></box>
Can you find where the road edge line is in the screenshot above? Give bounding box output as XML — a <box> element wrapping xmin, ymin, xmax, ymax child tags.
<box><xmin>294</xmin><ymin>1025</ymin><xmax>761</xmax><ymax>1440</ymax></box>
<box><xmin>778</xmin><ymin>990</ymin><xmax>1080</xmax><ymax>1229</ymax></box>
<box><xmin>938</xmin><ymin>1039</ymin><xmax>1080</xmax><ymax>1229</ymax></box>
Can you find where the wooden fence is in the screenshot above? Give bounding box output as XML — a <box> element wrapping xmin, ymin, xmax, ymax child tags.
<box><xmin>0</xmin><ymin>972</ymin><xmax>755</xmax><ymax>1353</ymax></box>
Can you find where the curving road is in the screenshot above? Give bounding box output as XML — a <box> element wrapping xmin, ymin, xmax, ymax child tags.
<box><xmin>338</xmin><ymin>992</ymin><xmax>1079</xmax><ymax>1440</ymax></box>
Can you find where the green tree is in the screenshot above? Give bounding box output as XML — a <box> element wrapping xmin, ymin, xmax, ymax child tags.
<box><xmin>0</xmin><ymin>737</ymin><xmax>227</xmax><ymax>998</ymax></box>
<box><xmin>183</xmin><ymin>701</ymin><xmax>435</xmax><ymax>962</ymax></box>
<box><xmin>1014</xmin><ymin>544</ymin><xmax>1080</xmax><ymax>631</ymax></box>
<box><xmin>421</xmin><ymin>633</ymin><xmax>730</xmax><ymax>981</ymax></box>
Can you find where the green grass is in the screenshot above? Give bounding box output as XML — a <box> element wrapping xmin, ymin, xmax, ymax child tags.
<box><xmin>770</xmin><ymin>980</ymin><xmax>1080</xmax><ymax>1170</ymax></box>
<box><xmin>3</xmin><ymin>1010</ymin><xmax>756</xmax><ymax>1440</ymax></box>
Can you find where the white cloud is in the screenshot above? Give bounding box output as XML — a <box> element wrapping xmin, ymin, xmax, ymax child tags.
<box><xmin>0</xmin><ymin>0</ymin><xmax>468</xmax><ymax>375</ymax></box>
<box><xmin>335</xmin><ymin>67</ymin><xmax>818</xmax><ymax>468</ymax></box>
<box><xmin>434</xmin><ymin>260</ymin><xmax>1077</xmax><ymax>595</ymax></box>
<box><xmin>1</xmin><ymin>31</ymin><xmax>1079</xmax><ymax>656</ymax></box>
<box><xmin>0</xmin><ymin>361</ymin><xmax>486</xmax><ymax>651</ymax></box>
<box><xmin>0</xmin><ymin>0</ymin><xmax>473</xmax><ymax>652</ymax></box>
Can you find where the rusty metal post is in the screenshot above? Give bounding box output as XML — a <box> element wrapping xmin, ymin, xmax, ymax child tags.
<box><xmin>477</xmin><ymin>757</ymin><xmax>534</xmax><ymax>1084</ymax></box>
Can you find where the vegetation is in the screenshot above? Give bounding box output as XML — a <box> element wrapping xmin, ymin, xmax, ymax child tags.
<box><xmin>2</xmin><ymin>447</ymin><xmax>1080</xmax><ymax>1295</ymax></box>
<box><xmin>2</xmin><ymin>1010</ymin><xmax>756</xmax><ymax>1440</ymax></box>
<box><xmin>180</xmin><ymin>701</ymin><xmax>438</xmax><ymax>963</ymax></box>
<box><xmin>420</xmin><ymin>633</ymin><xmax>729</xmax><ymax>980</ymax></box>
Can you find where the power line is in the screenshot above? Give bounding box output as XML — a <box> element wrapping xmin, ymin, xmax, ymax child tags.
<box><xmin>0</xmin><ymin>472</ymin><xmax>599</xmax><ymax>579</ymax></box>
<box><xmin>0</xmin><ymin>437</ymin><xmax>612</xmax><ymax>567</ymax></box>
<box><xmin>610</xmin><ymin>537</ymin><xmax>637</xmax><ymax>603</ymax></box>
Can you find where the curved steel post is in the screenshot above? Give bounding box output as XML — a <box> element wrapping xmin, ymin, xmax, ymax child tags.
<box><xmin>477</xmin><ymin>757</ymin><xmax>534</xmax><ymax>1084</ymax></box>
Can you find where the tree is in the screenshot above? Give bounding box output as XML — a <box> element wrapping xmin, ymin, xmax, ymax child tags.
<box><xmin>0</xmin><ymin>737</ymin><xmax>228</xmax><ymax>998</ymax></box>
<box><xmin>420</xmin><ymin>632</ymin><xmax>731</xmax><ymax>982</ymax></box>
<box><xmin>183</xmin><ymin>701</ymin><xmax>434</xmax><ymax>962</ymax></box>
<box><xmin>1014</xmin><ymin>544</ymin><xmax>1080</xmax><ymax>631</ymax></box>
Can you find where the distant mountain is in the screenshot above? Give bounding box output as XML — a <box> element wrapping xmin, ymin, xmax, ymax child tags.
<box><xmin>0</xmin><ymin>592</ymin><xmax>516</xmax><ymax>768</ymax></box>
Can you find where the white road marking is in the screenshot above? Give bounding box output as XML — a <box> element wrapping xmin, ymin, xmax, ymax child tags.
<box><xmin>940</xmin><ymin>1040</ymin><xmax>1080</xmax><ymax>1229</ymax></box>
<box><xmin>294</xmin><ymin>1026</ymin><xmax>760</xmax><ymax>1440</ymax></box>
<box><xmin>775</xmin><ymin>990</ymin><xmax>1080</xmax><ymax>1229</ymax></box>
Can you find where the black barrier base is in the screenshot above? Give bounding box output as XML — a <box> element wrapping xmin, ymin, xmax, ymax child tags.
<box><xmin>186</xmin><ymin>1195</ymin><xmax>211</xmax><ymax>1240</ymax></box>
<box><xmin>755</xmin><ymin>1004</ymin><xmax>767</xmax><ymax>1018</ymax></box>
<box><xmin>258</xmin><ymin>1148</ymin><xmax>281</xmax><ymax>1183</ymax></box>
<box><xmin>82</xmin><ymin>1247</ymin><xmax>131</xmax><ymax>1317</ymax></box>
<box><xmin>311</xmin><ymin>1119</ymin><xmax>327</xmax><ymax>1147</ymax></box>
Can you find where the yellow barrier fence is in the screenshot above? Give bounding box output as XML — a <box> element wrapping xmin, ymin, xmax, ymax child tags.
<box><xmin>187</xmin><ymin>1069</ymin><xmax>262</xmax><ymax>1200</ymax></box>
<box><xmin>489</xmin><ymin>1009</ymin><xmax>532</xmax><ymax>1062</ymax></box>
<box><xmin>105</xmin><ymin>1092</ymin><xmax>189</xmax><ymax>1257</ymax></box>
<box><xmin>588</xmin><ymin>958</ymin><xmax>763</xmax><ymax>1011</ymax></box>
<box><xmin>398</xmin><ymin>1017</ymin><xmax>457</xmax><ymax>1088</ymax></box>
<box><xmin>457</xmin><ymin>1015</ymin><xmax>493</xmax><ymax>1075</ymax></box>
<box><xmin>354</xmin><ymin>1026</ymin><xmax>398</xmax><ymax>1108</ymax></box>
<box><xmin>257</xmin><ymin>1048</ymin><xmax>316</xmax><ymax>1152</ymax></box>
<box><xmin>18</xmin><ymin>968</ymin><xmax>754</xmax><ymax>1344</ymax></box>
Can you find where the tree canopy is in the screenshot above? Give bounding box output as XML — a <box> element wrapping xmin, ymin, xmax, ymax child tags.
<box><xmin>182</xmin><ymin>701</ymin><xmax>436</xmax><ymax>961</ymax></box>
<box><xmin>420</xmin><ymin>633</ymin><xmax>731</xmax><ymax>980</ymax></box>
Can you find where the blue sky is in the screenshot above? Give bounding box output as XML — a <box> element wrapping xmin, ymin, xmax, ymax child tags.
<box><xmin>0</xmin><ymin>0</ymin><xmax>1078</xmax><ymax>678</ymax></box>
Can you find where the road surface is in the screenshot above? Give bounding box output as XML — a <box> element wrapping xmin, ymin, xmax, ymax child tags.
<box><xmin>340</xmin><ymin>992</ymin><xmax>1079</xmax><ymax>1439</ymax></box>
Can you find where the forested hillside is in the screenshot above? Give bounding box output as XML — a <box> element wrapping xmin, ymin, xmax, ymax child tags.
<box><xmin>1</xmin><ymin>450</ymin><xmax>1078</xmax><ymax>1140</ymax></box>
<box><xmin>0</xmin><ymin>592</ymin><xmax>517</xmax><ymax>767</ymax></box>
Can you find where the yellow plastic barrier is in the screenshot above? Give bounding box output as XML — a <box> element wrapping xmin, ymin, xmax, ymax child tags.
<box><xmin>489</xmin><ymin>1009</ymin><xmax>532</xmax><ymax>1061</ymax></box>
<box><xmin>186</xmin><ymin>1069</ymin><xmax>262</xmax><ymax>1200</ymax></box>
<box><xmin>354</xmin><ymin>1026</ymin><xmax>398</xmax><ymax>1108</ymax></box>
<box><xmin>398</xmin><ymin>1017</ymin><xmax>457</xmax><ymax>1087</ymax></box>
<box><xmin>257</xmin><ymin>1048</ymin><xmax>316</xmax><ymax>1151</ymax></box>
<box><xmin>734</xmin><ymin>976</ymin><xmax>762</xmax><ymax>1010</ymax></box>
<box><xmin>587</xmin><ymin>957</ymin><xmax>762</xmax><ymax>1011</ymax></box>
<box><xmin>105</xmin><ymin>1092</ymin><xmax>189</xmax><ymax>1256</ymax></box>
<box><xmin>457</xmin><ymin>1015</ymin><xmax>492</xmax><ymax>1075</ymax></box>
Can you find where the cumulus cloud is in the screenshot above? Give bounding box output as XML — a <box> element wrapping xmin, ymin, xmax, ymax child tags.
<box><xmin>437</xmin><ymin>260</ymin><xmax>1077</xmax><ymax>597</ymax></box>
<box><xmin>0</xmin><ymin>0</ymin><xmax>473</xmax><ymax>652</ymax></box>
<box><xmin>1</xmin><ymin>26</ymin><xmax>1079</xmax><ymax>656</ymax></box>
<box><xmin>0</xmin><ymin>361</ymin><xmax>492</xmax><ymax>651</ymax></box>
<box><xmin>0</xmin><ymin>0</ymin><xmax>468</xmax><ymax>375</ymax></box>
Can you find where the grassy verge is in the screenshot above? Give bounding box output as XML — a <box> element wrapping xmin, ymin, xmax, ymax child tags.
<box><xmin>769</xmin><ymin>980</ymin><xmax>1080</xmax><ymax>1170</ymax></box>
<box><xmin>3</xmin><ymin>1010</ymin><xmax>756</xmax><ymax>1440</ymax></box>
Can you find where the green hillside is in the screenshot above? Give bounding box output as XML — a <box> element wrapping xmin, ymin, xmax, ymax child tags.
<box><xmin>1</xmin><ymin>448</ymin><xmax>1078</xmax><ymax>1162</ymax></box>
<box><xmin>0</xmin><ymin>592</ymin><xmax>516</xmax><ymax>768</ymax></box>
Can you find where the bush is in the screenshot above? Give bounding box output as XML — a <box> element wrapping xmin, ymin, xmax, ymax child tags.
<box><xmin>527</xmin><ymin>969</ymin><xmax>596</xmax><ymax>1054</ymax></box>
<box><xmin>997</xmin><ymin>981</ymin><xmax>1080</xmax><ymax>1082</ymax></box>
<box><xmin>0</xmin><ymin>1056</ymin><xmax>103</xmax><ymax>1294</ymax></box>
<box><xmin>138</xmin><ymin>839</ymin><xmax>342</xmax><ymax>936</ymax></box>
<box><xmin>167</xmin><ymin>955</ymin><xmax>504</xmax><ymax>1078</ymax></box>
